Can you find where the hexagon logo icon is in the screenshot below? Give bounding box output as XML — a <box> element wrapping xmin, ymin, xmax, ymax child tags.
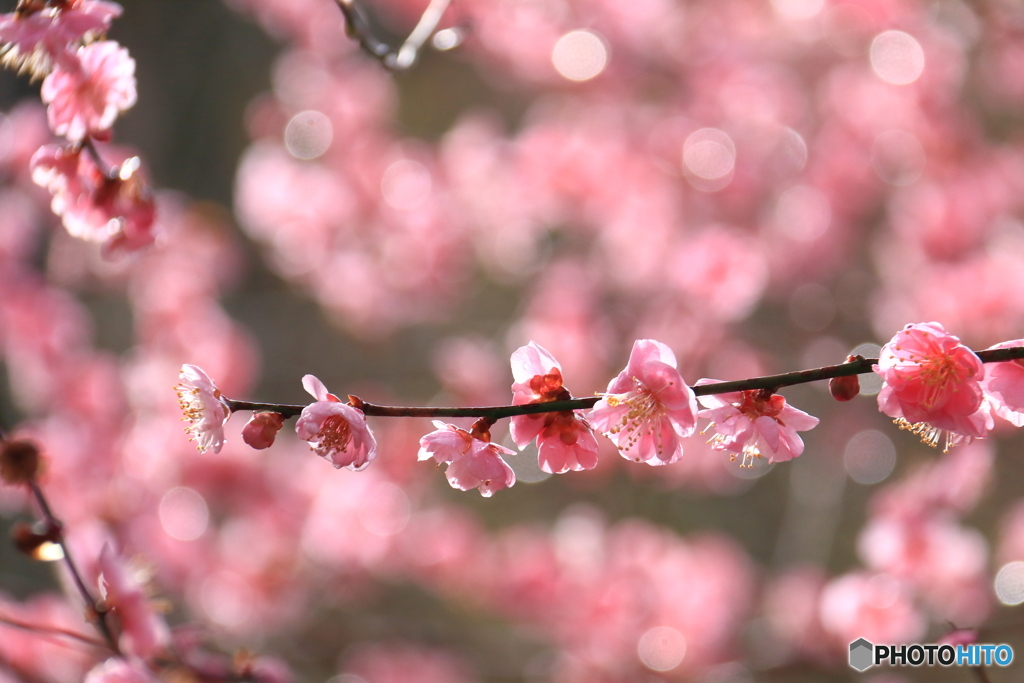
<box><xmin>849</xmin><ymin>638</ymin><xmax>874</xmax><ymax>671</ymax></box>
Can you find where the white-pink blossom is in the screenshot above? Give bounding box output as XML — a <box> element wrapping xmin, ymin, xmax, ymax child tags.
<box><xmin>696</xmin><ymin>381</ymin><xmax>819</xmax><ymax>466</ymax></box>
<box><xmin>418</xmin><ymin>421</ymin><xmax>516</xmax><ymax>496</ymax></box>
<box><xmin>295</xmin><ymin>374</ymin><xmax>377</xmax><ymax>470</ymax></box>
<box><xmin>175</xmin><ymin>364</ymin><xmax>230</xmax><ymax>454</ymax></box>
<box><xmin>589</xmin><ymin>339</ymin><xmax>698</xmax><ymax>465</ymax></box>
<box><xmin>41</xmin><ymin>39</ymin><xmax>136</xmax><ymax>141</ymax></box>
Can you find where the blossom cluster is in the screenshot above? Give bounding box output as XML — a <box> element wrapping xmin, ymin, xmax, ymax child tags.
<box><xmin>0</xmin><ymin>0</ymin><xmax>155</xmax><ymax>256</ymax></box>
<box><xmin>177</xmin><ymin>323</ymin><xmax>1024</xmax><ymax>498</ymax></box>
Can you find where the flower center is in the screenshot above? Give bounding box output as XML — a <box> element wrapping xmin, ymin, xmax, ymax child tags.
<box><xmin>603</xmin><ymin>383</ymin><xmax>667</xmax><ymax>458</ymax></box>
<box><xmin>316</xmin><ymin>414</ymin><xmax>352</xmax><ymax>455</ymax></box>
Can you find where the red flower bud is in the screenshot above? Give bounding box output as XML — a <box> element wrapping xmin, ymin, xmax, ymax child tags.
<box><xmin>242</xmin><ymin>412</ymin><xmax>286</xmax><ymax>449</ymax></box>
<box><xmin>829</xmin><ymin>374</ymin><xmax>860</xmax><ymax>401</ymax></box>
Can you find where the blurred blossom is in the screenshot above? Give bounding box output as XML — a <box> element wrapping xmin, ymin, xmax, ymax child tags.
<box><xmin>870</xmin><ymin>31</ymin><xmax>925</xmax><ymax>85</ymax></box>
<box><xmin>771</xmin><ymin>185</ymin><xmax>831</xmax><ymax>243</ymax></box>
<box><xmin>381</xmin><ymin>159</ymin><xmax>431</xmax><ymax>210</ymax></box>
<box><xmin>871</xmin><ymin>130</ymin><xmax>925</xmax><ymax>186</ymax></box>
<box><xmin>770</xmin><ymin>0</ymin><xmax>824</xmax><ymax>22</ymax></box>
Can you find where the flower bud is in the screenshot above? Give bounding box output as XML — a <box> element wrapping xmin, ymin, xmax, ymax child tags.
<box><xmin>828</xmin><ymin>374</ymin><xmax>860</xmax><ymax>401</ymax></box>
<box><xmin>242</xmin><ymin>412</ymin><xmax>285</xmax><ymax>450</ymax></box>
<box><xmin>0</xmin><ymin>439</ymin><xmax>42</xmax><ymax>485</ymax></box>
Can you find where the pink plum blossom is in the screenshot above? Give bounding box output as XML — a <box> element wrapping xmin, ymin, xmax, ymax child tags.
<box><xmin>418</xmin><ymin>421</ymin><xmax>516</xmax><ymax>496</ymax></box>
<box><xmin>30</xmin><ymin>143</ymin><xmax>157</xmax><ymax>255</ymax></box>
<box><xmin>696</xmin><ymin>381</ymin><xmax>819</xmax><ymax>466</ymax></box>
<box><xmin>242</xmin><ymin>411</ymin><xmax>285</xmax><ymax>449</ymax></box>
<box><xmin>41</xmin><ymin>39</ymin><xmax>136</xmax><ymax>141</ymax></box>
<box><xmin>818</xmin><ymin>572</ymin><xmax>925</xmax><ymax>647</ymax></box>
<box><xmin>0</xmin><ymin>0</ymin><xmax>122</xmax><ymax>79</ymax></box>
<box><xmin>295</xmin><ymin>374</ymin><xmax>377</xmax><ymax>470</ymax></box>
<box><xmin>588</xmin><ymin>339</ymin><xmax>698</xmax><ymax>465</ymax></box>
<box><xmin>875</xmin><ymin>322</ymin><xmax>992</xmax><ymax>451</ymax></box>
<box><xmin>509</xmin><ymin>341</ymin><xmax>599</xmax><ymax>474</ymax></box>
<box><xmin>97</xmin><ymin>544</ymin><xmax>170</xmax><ymax>659</ymax></box>
<box><xmin>981</xmin><ymin>339</ymin><xmax>1024</xmax><ymax>427</ymax></box>
<box><xmin>175</xmin><ymin>364</ymin><xmax>230</xmax><ymax>454</ymax></box>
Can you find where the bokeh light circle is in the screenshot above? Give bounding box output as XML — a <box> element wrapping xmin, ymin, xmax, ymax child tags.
<box><xmin>638</xmin><ymin>626</ymin><xmax>687</xmax><ymax>671</ymax></box>
<box><xmin>844</xmin><ymin>430</ymin><xmax>897</xmax><ymax>484</ymax></box>
<box><xmin>552</xmin><ymin>30</ymin><xmax>609</xmax><ymax>82</ymax></box>
<box><xmin>683</xmin><ymin>128</ymin><xmax>736</xmax><ymax>192</ymax></box>
<box><xmin>159</xmin><ymin>487</ymin><xmax>209</xmax><ymax>541</ymax></box>
<box><xmin>850</xmin><ymin>343</ymin><xmax>884</xmax><ymax>395</ymax></box>
<box><xmin>284</xmin><ymin>110</ymin><xmax>333</xmax><ymax>160</ymax></box>
<box><xmin>995</xmin><ymin>562</ymin><xmax>1024</xmax><ymax>605</ymax></box>
<box><xmin>871</xmin><ymin>31</ymin><xmax>925</xmax><ymax>85</ymax></box>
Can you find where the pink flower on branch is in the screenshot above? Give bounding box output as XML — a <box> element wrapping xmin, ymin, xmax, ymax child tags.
<box><xmin>418</xmin><ymin>420</ymin><xmax>516</xmax><ymax>497</ymax></box>
<box><xmin>875</xmin><ymin>322</ymin><xmax>992</xmax><ymax>451</ymax></box>
<box><xmin>175</xmin><ymin>364</ymin><xmax>230</xmax><ymax>454</ymax></box>
<box><xmin>0</xmin><ymin>0</ymin><xmax>122</xmax><ymax>79</ymax></box>
<box><xmin>41</xmin><ymin>39</ymin><xmax>136</xmax><ymax>141</ymax></box>
<box><xmin>981</xmin><ymin>339</ymin><xmax>1024</xmax><ymax>427</ymax></box>
<box><xmin>696</xmin><ymin>382</ymin><xmax>819</xmax><ymax>467</ymax></box>
<box><xmin>296</xmin><ymin>374</ymin><xmax>377</xmax><ymax>470</ymax></box>
<box><xmin>589</xmin><ymin>339</ymin><xmax>698</xmax><ymax>465</ymax></box>
<box><xmin>509</xmin><ymin>341</ymin><xmax>599</xmax><ymax>474</ymax></box>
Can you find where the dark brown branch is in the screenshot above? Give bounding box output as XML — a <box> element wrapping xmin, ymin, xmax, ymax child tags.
<box><xmin>225</xmin><ymin>346</ymin><xmax>1024</xmax><ymax>420</ymax></box>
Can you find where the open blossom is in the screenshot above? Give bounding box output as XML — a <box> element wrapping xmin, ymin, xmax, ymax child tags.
<box><xmin>0</xmin><ymin>0</ymin><xmax>123</xmax><ymax>79</ymax></box>
<box><xmin>41</xmin><ymin>39</ymin><xmax>136</xmax><ymax>141</ymax></box>
<box><xmin>981</xmin><ymin>339</ymin><xmax>1024</xmax><ymax>427</ymax></box>
<box><xmin>509</xmin><ymin>341</ymin><xmax>599</xmax><ymax>474</ymax></box>
<box><xmin>588</xmin><ymin>339</ymin><xmax>698</xmax><ymax>465</ymax></box>
<box><xmin>31</xmin><ymin>144</ymin><xmax>156</xmax><ymax>256</ymax></box>
<box><xmin>175</xmin><ymin>364</ymin><xmax>230</xmax><ymax>454</ymax></box>
<box><xmin>696</xmin><ymin>382</ymin><xmax>819</xmax><ymax>466</ymax></box>
<box><xmin>418</xmin><ymin>421</ymin><xmax>516</xmax><ymax>496</ymax></box>
<box><xmin>295</xmin><ymin>374</ymin><xmax>377</xmax><ymax>470</ymax></box>
<box><xmin>875</xmin><ymin>322</ymin><xmax>992</xmax><ymax>451</ymax></box>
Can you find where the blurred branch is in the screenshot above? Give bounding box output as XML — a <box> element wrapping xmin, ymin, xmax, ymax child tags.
<box><xmin>26</xmin><ymin>482</ymin><xmax>120</xmax><ymax>655</ymax></box>
<box><xmin>0</xmin><ymin>612</ymin><xmax>108</xmax><ymax>649</ymax></box>
<box><xmin>226</xmin><ymin>345</ymin><xmax>1024</xmax><ymax>419</ymax></box>
<box><xmin>334</xmin><ymin>0</ymin><xmax>452</xmax><ymax>71</ymax></box>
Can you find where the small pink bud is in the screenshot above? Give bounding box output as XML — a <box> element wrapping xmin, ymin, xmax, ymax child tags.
<box><xmin>242</xmin><ymin>412</ymin><xmax>285</xmax><ymax>449</ymax></box>
<box><xmin>829</xmin><ymin>374</ymin><xmax>860</xmax><ymax>401</ymax></box>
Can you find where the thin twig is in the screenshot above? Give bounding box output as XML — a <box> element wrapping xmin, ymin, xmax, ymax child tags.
<box><xmin>0</xmin><ymin>612</ymin><xmax>108</xmax><ymax>649</ymax></box>
<box><xmin>224</xmin><ymin>346</ymin><xmax>1024</xmax><ymax>420</ymax></box>
<box><xmin>27</xmin><ymin>482</ymin><xmax>120</xmax><ymax>654</ymax></box>
<box><xmin>333</xmin><ymin>0</ymin><xmax>452</xmax><ymax>71</ymax></box>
